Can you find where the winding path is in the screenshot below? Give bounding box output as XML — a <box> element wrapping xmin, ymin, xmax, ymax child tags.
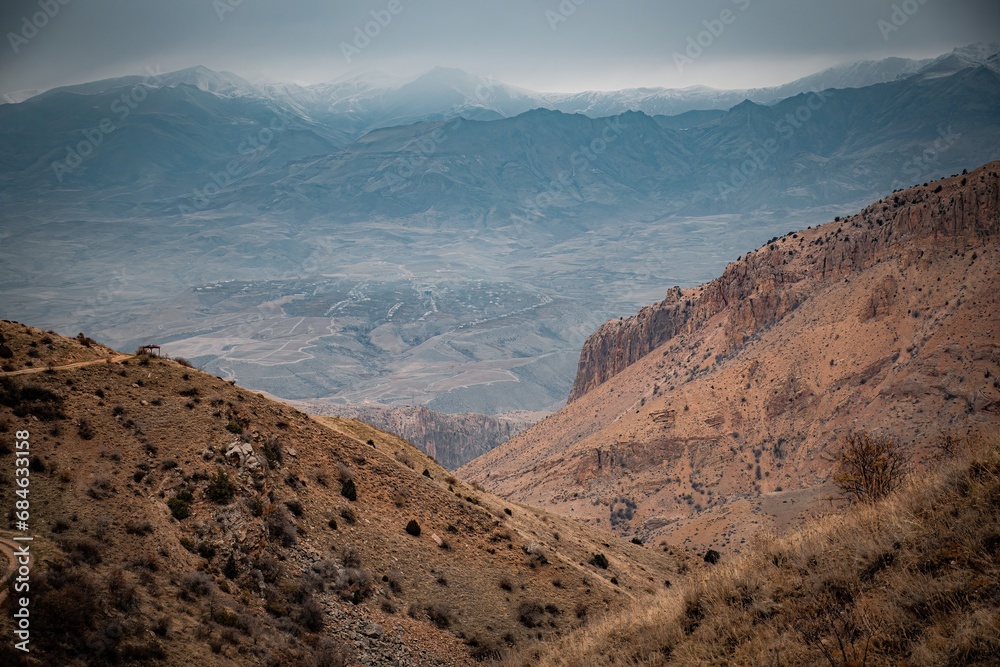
<box><xmin>0</xmin><ymin>354</ymin><xmax>133</xmax><ymax>377</ymax></box>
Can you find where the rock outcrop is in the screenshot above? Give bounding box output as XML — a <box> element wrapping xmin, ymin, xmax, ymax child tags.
<box><xmin>464</xmin><ymin>162</ymin><xmax>1000</xmax><ymax>554</ymax></box>
<box><xmin>569</xmin><ymin>165</ymin><xmax>1000</xmax><ymax>401</ymax></box>
<box><xmin>316</xmin><ymin>404</ymin><xmax>536</xmax><ymax>469</ymax></box>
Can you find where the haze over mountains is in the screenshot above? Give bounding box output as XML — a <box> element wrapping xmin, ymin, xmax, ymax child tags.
<box><xmin>1</xmin><ymin>44</ymin><xmax>999</xmax><ymax>450</ymax></box>
<box><xmin>2</xmin><ymin>7</ymin><xmax>1000</xmax><ymax>660</ymax></box>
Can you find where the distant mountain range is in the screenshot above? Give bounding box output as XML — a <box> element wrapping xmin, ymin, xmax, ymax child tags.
<box><xmin>3</xmin><ymin>43</ymin><xmax>998</xmax><ymax>219</ymax></box>
<box><xmin>1</xmin><ymin>43</ymin><xmax>998</xmax><ymax>421</ymax></box>
<box><xmin>14</xmin><ymin>43</ymin><xmax>996</xmax><ymax>127</ymax></box>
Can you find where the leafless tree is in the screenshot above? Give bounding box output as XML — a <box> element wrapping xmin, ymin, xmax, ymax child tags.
<box><xmin>833</xmin><ymin>431</ymin><xmax>907</xmax><ymax>503</ymax></box>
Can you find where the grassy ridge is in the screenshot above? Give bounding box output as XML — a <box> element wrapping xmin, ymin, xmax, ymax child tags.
<box><xmin>505</xmin><ymin>434</ymin><xmax>1000</xmax><ymax>666</ymax></box>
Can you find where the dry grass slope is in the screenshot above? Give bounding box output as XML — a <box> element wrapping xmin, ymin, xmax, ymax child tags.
<box><xmin>505</xmin><ymin>434</ymin><xmax>1000</xmax><ymax>666</ymax></box>
<box><xmin>0</xmin><ymin>322</ymin><xmax>682</xmax><ymax>666</ymax></box>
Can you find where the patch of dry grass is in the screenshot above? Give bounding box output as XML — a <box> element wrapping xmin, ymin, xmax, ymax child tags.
<box><xmin>505</xmin><ymin>434</ymin><xmax>1000</xmax><ymax>666</ymax></box>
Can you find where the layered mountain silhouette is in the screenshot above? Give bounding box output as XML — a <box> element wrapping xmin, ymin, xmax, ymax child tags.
<box><xmin>3</xmin><ymin>45</ymin><xmax>998</xmax><ymax>222</ymax></box>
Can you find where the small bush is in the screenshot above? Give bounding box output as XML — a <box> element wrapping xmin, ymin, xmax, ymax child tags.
<box><xmin>295</xmin><ymin>596</ymin><xmax>325</xmax><ymax>632</ymax></box>
<box><xmin>266</xmin><ymin>506</ymin><xmax>297</xmax><ymax>547</ymax></box>
<box><xmin>590</xmin><ymin>553</ymin><xmax>609</xmax><ymax>569</ymax></box>
<box><xmin>0</xmin><ymin>378</ymin><xmax>65</xmax><ymax>421</ymax></box>
<box><xmin>341</xmin><ymin>478</ymin><xmax>358</xmax><ymax>502</ymax></box>
<box><xmin>29</xmin><ymin>455</ymin><xmax>46</xmax><ymax>473</ymax></box>
<box><xmin>247</xmin><ymin>497</ymin><xmax>264</xmax><ymax>517</ymax></box>
<box><xmin>125</xmin><ymin>521</ymin><xmax>154</xmax><ymax>536</ymax></box>
<box><xmin>76</xmin><ymin>419</ymin><xmax>95</xmax><ymax>440</ymax></box>
<box><xmin>425</xmin><ymin>603</ymin><xmax>453</xmax><ymax>629</ymax></box>
<box><xmin>205</xmin><ymin>469</ymin><xmax>236</xmax><ymax>504</ymax></box>
<box><xmin>222</xmin><ymin>554</ymin><xmax>238</xmax><ymax>579</ymax></box>
<box><xmin>703</xmin><ymin>549</ymin><xmax>721</xmax><ymax>565</ymax></box>
<box><xmin>63</xmin><ymin>537</ymin><xmax>103</xmax><ymax>565</ymax></box>
<box><xmin>405</xmin><ymin>519</ymin><xmax>421</xmax><ymax>537</ymax></box>
<box><xmin>181</xmin><ymin>571</ymin><xmax>214</xmax><ymax>597</ymax></box>
<box><xmin>167</xmin><ymin>496</ymin><xmax>191</xmax><ymax>520</ymax></box>
<box><xmin>517</xmin><ymin>601</ymin><xmax>545</xmax><ymax>628</ymax></box>
<box><xmin>262</xmin><ymin>437</ymin><xmax>283</xmax><ymax>466</ymax></box>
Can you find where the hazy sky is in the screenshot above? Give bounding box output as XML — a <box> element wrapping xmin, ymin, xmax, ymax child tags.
<box><xmin>1</xmin><ymin>0</ymin><xmax>998</xmax><ymax>94</ymax></box>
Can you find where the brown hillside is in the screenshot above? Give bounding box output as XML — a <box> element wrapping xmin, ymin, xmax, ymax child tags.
<box><xmin>0</xmin><ymin>321</ymin><xmax>119</xmax><ymax>373</ymax></box>
<box><xmin>462</xmin><ymin>162</ymin><xmax>1000</xmax><ymax>554</ymax></box>
<box><xmin>0</xmin><ymin>322</ymin><xmax>681</xmax><ymax>666</ymax></box>
<box><xmin>504</xmin><ymin>434</ymin><xmax>1000</xmax><ymax>667</ymax></box>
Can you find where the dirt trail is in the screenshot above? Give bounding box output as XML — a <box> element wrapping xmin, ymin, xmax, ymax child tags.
<box><xmin>0</xmin><ymin>354</ymin><xmax>133</xmax><ymax>376</ymax></box>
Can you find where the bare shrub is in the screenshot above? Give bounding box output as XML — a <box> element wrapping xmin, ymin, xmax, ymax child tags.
<box><xmin>340</xmin><ymin>547</ymin><xmax>362</xmax><ymax>569</ymax></box>
<box><xmin>425</xmin><ymin>603</ymin><xmax>453</xmax><ymax>629</ymax></box>
<box><xmin>181</xmin><ymin>571</ymin><xmax>215</xmax><ymax>598</ymax></box>
<box><xmin>333</xmin><ymin>568</ymin><xmax>373</xmax><ymax>605</ymax></box>
<box><xmin>339</xmin><ymin>506</ymin><xmax>357</xmax><ymax>525</ymax></box>
<box><xmin>312</xmin><ymin>637</ymin><xmax>352</xmax><ymax>667</ymax></box>
<box><xmin>262</xmin><ymin>437</ymin><xmax>284</xmax><ymax>467</ymax></box>
<box><xmin>834</xmin><ymin>431</ymin><xmax>908</xmax><ymax>503</ymax></box>
<box><xmin>106</xmin><ymin>569</ymin><xmax>140</xmax><ymax>612</ymax></box>
<box><xmin>294</xmin><ymin>596</ymin><xmax>325</xmax><ymax>631</ymax></box>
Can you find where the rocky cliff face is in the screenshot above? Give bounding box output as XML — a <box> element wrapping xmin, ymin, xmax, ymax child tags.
<box><xmin>569</xmin><ymin>166</ymin><xmax>1000</xmax><ymax>401</ymax></box>
<box><xmin>316</xmin><ymin>404</ymin><xmax>536</xmax><ymax>469</ymax></box>
<box><xmin>464</xmin><ymin>162</ymin><xmax>1000</xmax><ymax>554</ymax></box>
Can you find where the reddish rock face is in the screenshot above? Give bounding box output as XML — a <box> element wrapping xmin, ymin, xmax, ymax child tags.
<box><xmin>464</xmin><ymin>161</ymin><xmax>1000</xmax><ymax>554</ymax></box>
<box><xmin>570</xmin><ymin>164</ymin><xmax>1000</xmax><ymax>402</ymax></box>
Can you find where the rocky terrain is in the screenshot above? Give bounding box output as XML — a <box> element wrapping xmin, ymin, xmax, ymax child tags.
<box><xmin>0</xmin><ymin>322</ymin><xmax>682</xmax><ymax>666</ymax></box>
<box><xmin>308</xmin><ymin>404</ymin><xmax>537</xmax><ymax>470</ymax></box>
<box><xmin>463</xmin><ymin>162</ymin><xmax>1000</xmax><ymax>554</ymax></box>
